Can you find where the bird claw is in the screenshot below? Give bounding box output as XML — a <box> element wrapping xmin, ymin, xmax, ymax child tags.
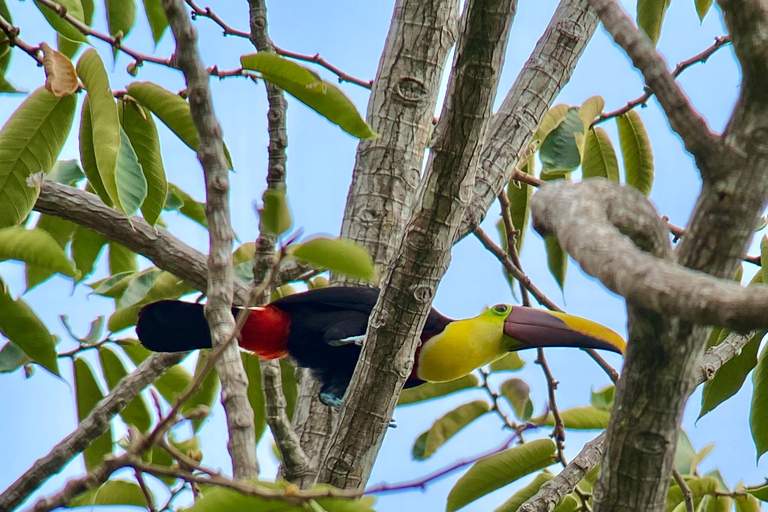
<box><xmin>319</xmin><ymin>391</ymin><xmax>343</xmax><ymax>409</ymax></box>
<box><xmin>327</xmin><ymin>335</ymin><xmax>365</xmax><ymax>347</ymax></box>
<box><xmin>388</xmin><ymin>418</ymin><xmax>397</xmax><ymax>429</ymax></box>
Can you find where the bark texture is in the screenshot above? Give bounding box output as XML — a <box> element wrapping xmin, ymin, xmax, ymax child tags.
<box><xmin>316</xmin><ymin>0</ymin><xmax>516</xmax><ymax>489</ymax></box>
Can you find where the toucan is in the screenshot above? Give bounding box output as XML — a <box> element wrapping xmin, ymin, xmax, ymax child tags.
<box><xmin>136</xmin><ymin>286</ymin><xmax>624</xmax><ymax>407</ymax></box>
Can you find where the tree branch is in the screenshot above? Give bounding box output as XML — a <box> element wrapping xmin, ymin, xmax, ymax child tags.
<box><xmin>317</xmin><ymin>0</ymin><xmax>516</xmax><ymax>489</ymax></box>
<box><xmin>0</xmin><ymin>14</ymin><xmax>42</xmax><ymax>65</ymax></box>
<box><xmin>519</xmin><ymin>329</ymin><xmax>755</xmax><ymax>511</ymax></box>
<box><xmin>586</xmin><ymin>0</ymin><xmax>720</xmax><ymax>175</ymax></box>
<box><xmin>162</xmin><ymin>0</ymin><xmax>258</xmax><ymax>478</ymax></box>
<box><xmin>531</xmin><ymin>180</ymin><xmax>768</xmax><ymax>332</ymax></box>
<box><xmin>0</xmin><ymin>352</ymin><xmax>185</xmax><ymax>512</ymax></box>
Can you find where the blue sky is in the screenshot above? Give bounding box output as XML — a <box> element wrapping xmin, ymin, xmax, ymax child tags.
<box><xmin>0</xmin><ymin>1</ymin><xmax>765</xmax><ymax>511</ymax></box>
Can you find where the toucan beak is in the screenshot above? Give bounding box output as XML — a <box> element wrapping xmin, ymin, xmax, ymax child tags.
<box><xmin>503</xmin><ymin>307</ymin><xmax>625</xmax><ymax>354</ymax></box>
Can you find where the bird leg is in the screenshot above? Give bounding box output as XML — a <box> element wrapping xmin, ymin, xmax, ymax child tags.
<box><xmin>326</xmin><ymin>334</ymin><xmax>365</xmax><ymax>347</ymax></box>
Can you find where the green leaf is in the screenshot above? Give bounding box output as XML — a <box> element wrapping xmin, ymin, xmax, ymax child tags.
<box><xmin>674</xmin><ymin>430</ymin><xmax>696</xmax><ymax>476</ymax></box>
<box><xmin>71</xmin><ymin>226</ymin><xmax>107</xmax><ymax>280</ymax></box>
<box><xmin>259</xmin><ymin>187</ymin><xmax>292</xmax><ymax>236</ymax></box>
<box><xmin>746</xmin><ymin>482</ymin><xmax>768</xmax><ymax>502</ymax></box>
<box><xmin>690</xmin><ymin>443</ymin><xmax>715</xmax><ymax>475</ymax></box>
<box><xmin>0</xmin><ymin>341</ymin><xmax>32</xmax><ymax>373</ymax></box>
<box><xmin>544</xmin><ymin>235</ymin><xmax>567</xmax><ymax>291</ymax></box>
<box><xmin>552</xmin><ymin>495</ymin><xmax>579</xmax><ymax>512</ymax></box>
<box><xmin>582</xmin><ymin>128</ymin><xmax>620</xmax><ymax>183</ymax></box>
<box><xmin>751</xmin><ymin>343</ymin><xmax>768</xmax><ymax>461</ymax></box>
<box><xmin>112</xmin><ymin>125</ymin><xmax>148</xmax><ymax>218</ymax></box>
<box><xmin>637</xmin><ymin>0</ymin><xmax>671</xmax><ymax>46</ymax></box>
<box><xmin>590</xmin><ymin>384</ymin><xmax>615</xmax><ymax>411</ymax></box>
<box><xmin>500</xmin><ymin>378</ymin><xmax>533</xmax><ymax>421</ymax></box>
<box><xmin>0</xmin><ymin>88</ymin><xmax>76</xmax><ymax>227</ymax></box>
<box><xmin>447</xmin><ymin>438</ymin><xmax>557</xmax><ymax>512</ymax></box>
<box><xmin>126</xmin><ymin>81</ymin><xmax>233</xmax><ymax>169</ymax></box>
<box><xmin>292</xmin><ymin>237</ymin><xmax>375</xmax><ymax>282</ymax></box>
<box><xmin>166</xmin><ymin>183</ymin><xmax>207</xmax><ymax>228</ymax></box>
<box><xmin>412</xmin><ymin>400</ymin><xmax>490</xmax><ymax>460</ymax></box>
<box><xmin>184</xmin><ymin>352</ymin><xmax>220</xmax><ymax>432</ymax></box>
<box><xmin>534</xmin><ymin>104</ymin><xmax>570</xmax><ymax>142</ymax></box>
<box><xmin>242</xmin><ymin>352</ymin><xmax>267</xmax><ymax>442</ymax></box>
<box><xmin>489</xmin><ymin>352</ymin><xmax>525</xmax><ymax>372</ymax></box>
<box><xmin>617</xmin><ymin>110</ymin><xmax>654</xmax><ymax>196</ymax></box>
<box><xmin>539</xmin><ymin>108</ymin><xmax>583</xmax><ymax>174</ymax></box>
<box><xmin>122</xmin><ymin>342</ymin><xmax>192</xmax><ymax>404</ymax></box>
<box><xmin>700</xmin><ymin>330</ymin><xmax>766</xmax><ymax>418</ymax></box>
<box><xmin>79</xmin><ymin>95</ymin><xmax>111</xmax><ymax>206</ymax></box>
<box><xmin>98</xmin><ymin>345</ymin><xmax>152</xmax><ymax>432</ymax></box>
<box><xmin>68</xmin><ymin>479</ymin><xmax>150</xmax><ymax>508</ymax></box>
<box><xmin>49</xmin><ymin>159</ymin><xmax>85</xmax><ymax>185</ymax></box>
<box><xmin>118</xmin><ymin>268</ymin><xmax>162</xmax><ymax>309</ymax></box>
<box><xmin>0</xmin><ymin>279</ymin><xmax>59</xmax><ymax>375</ymax></box>
<box><xmin>0</xmin><ymin>226</ymin><xmax>78</xmax><ymax>278</ymax></box>
<box><xmin>25</xmin><ymin>213</ymin><xmax>77</xmax><ymax>290</ymax></box>
<box><xmin>108</xmin><ymin>270</ymin><xmax>193</xmax><ymax>331</ymax></box>
<box><xmin>78</xmin><ymin>50</ymin><xmax>123</xmax><ymax>210</ymax></box>
<box><xmin>142</xmin><ymin>0</ymin><xmax>168</xmax><ymax>44</ymax></box>
<box><xmin>281</xmin><ymin>359</ymin><xmax>298</xmax><ymax>420</ymax></box>
<box><xmin>536</xmin><ymin>406</ymin><xmax>611</xmax><ymax>430</ymax></box>
<box><xmin>241</xmin><ymin>53</ymin><xmax>377</xmax><ymax>139</ymax></box>
<box><xmin>735</xmin><ymin>493</ymin><xmax>762</xmax><ymax>512</ymax></box>
<box><xmin>61</xmin><ymin>315</ymin><xmax>103</xmax><ymax>345</ymax></box>
<box><xmin>109</xmin><ymin>242</ymin><xmax>137</xmax><ymax>274</ymax></box>
<box><xmin>761</xmin><ymin>236</ymin><xmax>768</xmax><ymax>281</ymax></box>
<box><xmin>577</xmin><ymin>96</ymin><xmax>605</xmax><ymax>133</ymax></box>
<box><xmin>74</xmin><ymin>357</ymin><xmax>112</xmax><ymax>469</ymax></box>
<box><xmin>696</xmin><ymin>0</ymin><xmax>714</xmax><ymax>21</ymax></box>
<box><xmin>119</xmin><ymin>99</ymin><xmax>167</xmax><ymax>226</ymax></box>
<box><xmin>90</xmin><ymin>271</ymin><xmax>135</xmax><ymax>298</ymax></box>
<box><xmin>493</xmin><ymin>472</ymin><xmax>553</xmax><ymax>512</ymax></box>
<box><xmin>506</xmin><ymin>155</ymin><xmax>534</xmax><ymax>254</ymax></box>
<box><xmin>399</xmin><ymin>375</ymin><xmax>478</xmax><ymax>406</ymax></box>
<box><xmin>105</xmin><ymin>0</ymin><xmax>136</xmax><ymax>41</ymax></box>
<box><xmin>665</xmin><ymin>477</ymin><xmax>718</xmax><ymax>512</ymax></box>
<box><xmin>35</xmin><ymin>0</ymin><xmax>88</xmax><ymax>44</ymax></box>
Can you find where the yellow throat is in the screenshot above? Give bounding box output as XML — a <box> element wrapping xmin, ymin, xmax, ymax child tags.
<box><xmin>415</xmin><ymin>307</ymin><xmax>507</xmax><ymax>383</ymax></box>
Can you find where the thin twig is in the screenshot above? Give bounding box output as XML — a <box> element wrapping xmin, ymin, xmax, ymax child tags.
<box><xmin>595</xmin><ymin>36</ymin><xmax>731</xmax><ymax>125</ymax></box>
<box><xmin>497</xmin><ymin>192</ymin><xmax>531</xmax><ymax>306</ymax></box>
<box><xmin>133</xmin><ymin>469</ymin><xmax>155</xmax><ymax>512</ymax></box>
<box><xmin>365</xmin><ymin>434</ymin><xmax>520</xmax><ymax>494</ymax></box>
<box><xmin>185</xmin><ymin>0</ymin><xmax>250</xmax><ymax>37</ymax></box>
<box><xmin>478</xmin><ymin>368</ymin><xmax>519</xmax><ymax>430</ymax></box>
<box><xmin>536</xmin><ymin>348</ymin><xmax>566</xmax><ymax>466</ymax></box>
<box><xmin>672</xmin><ymin>469</ymin><xmax>695</xmax><ymax>512</ymax></box>
<box><xmin>0</xmin><ymin>14</ymin><xmax>42</xmax><ymax>64</ymax></box>
<box><xmin>664</xmin><ymin>215</ymin><xmax>763</xmax><ymax>267</ymax></box>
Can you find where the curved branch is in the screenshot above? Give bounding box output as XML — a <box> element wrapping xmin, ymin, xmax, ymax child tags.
<box><xmin>0</xmin><ymin>352</ymin><xmax>186</xmax><ymax>512</ymax></box>
<box><xmin>518</xmin><ymin>329</ymin><xmax>755</xmax><ymax>512</ymax></box>
<box><xmin>531</xmin><ymin>180</ymin><xmax>768</xmax><ymax>332</ymax></box>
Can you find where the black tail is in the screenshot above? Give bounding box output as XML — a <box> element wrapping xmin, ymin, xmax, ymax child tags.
<box><xmin>136</xmin><ymin>300</ymin><xmax>214</xmax><ymax>352</ymax></box>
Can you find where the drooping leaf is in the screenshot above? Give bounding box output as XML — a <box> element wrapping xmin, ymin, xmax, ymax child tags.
<box><xmin>67</xmin><ymin>479</ymin><xmax>150</xmax><ymax>508</ymax></box>
<box><xmin>80</xmin><ymin>95</ymin><xmax>112</xmax><ymax>205</ymax></box>
<box><xmin>108</xmin><ymin>270</ymin><xmax>193</xmax><ymax>331</ymax></box>
<box><xmin>259</xmin><ymin>187</ymin><xmax>292</xmax><ymax>236</ymax></box>
<box><xmin>506</xmin><ymin>153</ymin><xmax>534</xmax><ymax>254</ymax></box>
<box><xmin>700</xmin><ymin>330</ymin><xmax>766</xmax><ymax>418</ymax></box>
<box><xmin>665</xmin><ymin>477</ymin><xmax>718</xmax><ymax>512</ymax></box>
<box><xmin>489</xmin><ymin>352</ymin><xmax>525</xmax><ymax>372</ymax></box>
<box><xmin>74</xmin><ymin>357</ymin><xmax>112</xmax><ymax>469</ymax></box>
<box><xmin>637</xmin><ymin>0</ymin><xmax>671</xmax><ymax>46</ymax></box>
<box><xmin>184</xmin><ymin>352</ymin><xmax>220</xmax><ymax>432</ymax></box>
<box><xmin>536</xmin><ymin>406</ymin><xmax>611</xmax><ymax>430</ymax></box>
<box><xmin>590</xmin><ymin>384</ymin><xmax>615</xmax><ymax>411</ymax></box>
<box><xmin>126</xmin><ymin>81</ymin><xmax>233</xmax><ymax>169</ymax></box>
<box><xmin>0</xmin><ymin>226</ymin><xmax>78</xmax><ymax>278</ymax></box>
<box><xmin>500</xmin><ymin>378</ymin><xmax>533</xmax><ymax>421</ymax></box>
<box><xmin>751</xmin><ymin>344</ymin><xmax>768</xmax><ymax>461</ymax></box>
<box><xmin>117</xmin><ymin>268</ymin><xmax>162</xmax><ymax>309</ymax></box>
<box><xmin>90</xmin><ymin>271</ymin><xmax>135</xmax><ymax>299</ymax></box>
<box><xmin>61</xmin><ymin>315</ymin><xmax>104</xmax><ymax>345</ymax></box>
<box><xmin>674</xmin><ymin>430</ymin><xmax>696</xmax><ymax>476</ymax></box>
<box><xmin>746</xmin><ymin>482</ymin><xmax>768</xmax><ymax>502</ymax></box>
<box><xmin>105</xmin><ymin>0</ymin><xmax>136</xmax><ymax>43</ymax></box>
<box><xmin>582</xmin><ymin>128</ymin><xmax>620</xmax><ymax>183</ymax></box>
<box><xmin>119</xmin><ymin>98</ymin><xmax>166</xmax><ymax>226</ymax></box>
<box><xmin>35</xmin><ymin>0</ymin><xmax>89</xmax><ymax>43</ymax></box>
<box><xmin>577</xmin><ymin>96</ymin><xmax>605</xmax><ymax>133</ymax></box>
<box><xmin>696</xmin><ymin>0</ymin><xmax>714</xmax><ymax>21</ymax></box>
<box><xmin>398</xmin><ymin>374</ymin><xmax>478</xmax><ymax>406</ymax></box>
<box><xmin>166</xmin><ymin>183</ymin><xmax>207</xmax><ymax>228</ymax></box>
<box><xmin>142</xmin><ymin>0</ymin><xmax>168</xmax><ymax>44</ymax></box>
<box><xmin>280</xmin><ymin>359</ymin><xmax>298</xmax><ymax>420</ymax></box>
<box><xmin>493</xmin><ymin>472</ymin><xmax>553</xmax><ymax>512</ymax></box>
<box><xmin>109</xmin><ymin>242</ymin><xmax>137</xmax><ymax>274</ymax></box>
<box><xmin>26</xmin><ymin>214</ymin><xmax>77</xmax><ymax>290</ymax></box>
<box><xmin>292</xmin><ymin>237</ymin><xmax>375</xmax><ymax>282</ymax></box>
<box><xmin>241</xmin><ymin>53</ymin><xmax>377</xmax><ymax>139</ymax></box>
<box><xmin>690</xmin><ymin>444</ymin><xmax>715</xmax><ymax>476</ymax></box>
<box><xmin>533</xmin><ymin>104</ymin><xmax>569</xmax><ymax>142</ymax></box>
<box><xmin>41</xmin><ymin>43</ymin><xmax>79</xmax><ymax>97</ymax></box>
<box><xmin>71</xmin><ymin>226</ymin><xmax>107</xmax><ymax>280</ymax></box>
<box><xmin>242</xmin><ymin>352</ymin><xmax>267</xmax><ymax>442</ymax></box>
<box><xmin>540</xmin><ymin>108</ymin><xmax>583</xmax><ymax>175</ymax></box>
<box><xmin>544</xmin><ymin>235</ymin><xmax>567</xmax><ymax>291</ymax></box>
<box><xmin>446</xmin><ymin>438</ymin><xmax>557</xmax><ymax>512</ymax></box>
<box><xmin>98</xmin><ymin>345</ymin><xmax>152</xmax><ymax>432</ymax></box>
<box><xmin>0</xmin><ymin>341</ymin><xmax>32</xmax><ymax>373</ymax></box>
<box><xmin>617</xmin><ymin>110</ymin><xmax>654</xmax><ymax>196</ymax></box>
<box><xmin>113</xmin><ymin>125</ymin><xmax>148</xmax><ymax>217</ymax></box>
<box><xmin>0</xmin><ymin>88</ymin><xmax>76</xmax><ymax>227</ymax></box>
<box><xmin>0</xmin><ymin>279</ymin><xmax>59</xmax><ymax>375</ymax></box>
<box><xmin>412</xmin><ymin>400</ymin><xmax>490</xmax><ymax>460</ymax></box>
<box><xmin>735</xmin><ymin>493</ymin><xmax>761</xmax><ymax>512</ymax></box>
<box><xmin>49</xmin><ymin>159</ymin><xmax>85</xmax><ymax>185</ymax></box>
<box><xmin>77</xmin><ymin>50</ymin><xmax>121</xmax><ymax>209</ymax></box>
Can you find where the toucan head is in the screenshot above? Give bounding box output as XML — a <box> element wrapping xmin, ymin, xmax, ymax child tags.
<box><xmin>484</xmin><ymin>304</ymin><xmax>625</xmax><ymax>354</ymax></box>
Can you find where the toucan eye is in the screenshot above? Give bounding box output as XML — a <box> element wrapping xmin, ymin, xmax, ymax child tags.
<box><xmin>493</xmin><ymin>304</ymin><xmax>509</xmax><ymax>314</ymax></box>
